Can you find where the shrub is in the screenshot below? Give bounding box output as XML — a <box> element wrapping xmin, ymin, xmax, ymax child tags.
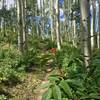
<box><xmin>0</xmin><ymin>45</ymin><xmax>22</xmax><ymax>83</ymax></box>
<box><xmin>42</xmin><ymin>44</ymin><xmax>100</xmax><ymax>100</ymax></box>
<box><xmin>0</xmin><ymin>95</ymin><xmax>7</xmax><ymax>100</ymax></box>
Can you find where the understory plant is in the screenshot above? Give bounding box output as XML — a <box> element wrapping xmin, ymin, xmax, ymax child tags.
<box><xmin>0</xmin><ymin>45</ymin><xmax>22</xmax><ymax>82</ymax></box>
<box><xmin>0</xmin><ymin>95</ymin><xmax>7</xmax><ymax>100</ymax></box>
<box><xmin>21</xmin><ymin>36</ymin><xmax>57</xmax><ymax>71</ymax></box>
<box><xmin>0</xmin><ymin>44</ymin><xmax>23</xmax><ymax>98</ymax></box>
<box><xmin>41</xmin><ymin>43</ymin><xmax>100</xmax><ymax>100</ymax></box>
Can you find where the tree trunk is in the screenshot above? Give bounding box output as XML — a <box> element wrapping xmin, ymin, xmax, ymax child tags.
<box><xmin>16</xmin><ymin>0</ymin><xmax>21</xmax><ymax>51</ymax></box>
<box><xmin>55</xmin><ymin>0</ymin><xmax>61</xmax><ymax>50</ymax></box>
<box><xmin>50</xmin><ymin>0</ymin><xmax>54</xmax><ymax>41</ymax></box>
<box><xmin>80</xmin><ymin>0</ymin><xmax>91</xmax><ymax>70</ymax></box>
<box><xmin>90</xmin><ymin>0</ymin><xmax>98</xmax><ymax>51</ymax></box>
<box><xmin>18</xmin><ymin>0</ymin><xmax>27</xmax><ymax>53</ymax></box>
<box><xmin>90</xmin><ymin>1</ymin><xmax>95</xmax><ymax>50</ymax></box>
<box><xmin>22</xmin><ymin>0</ymin><xmax>28</xmax><ymax>50</ymax></box>
<box><xmin>99</xmin><ymin>0</ymin><xmax>100</xmax><ymax>48</ymax></box>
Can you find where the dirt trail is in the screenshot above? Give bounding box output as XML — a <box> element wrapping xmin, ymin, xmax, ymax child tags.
<box><xmin>5</xmin><ymin>59</ymin><xmax>55</xmax><ymax>100</ymax></box>
<box><xmin>4</xmin><ymin>67</ymin><xmax>53</xmax><ymax>100</ymax></box>
<box><xmin>6</xmin><ymin>71</ymin><xmax>45</xmax><ymax>100</ymax></box>
<box><xmin>33</xmin><ymin>69</ymin><xmax>53</xmax><ymax>100</ymax></box>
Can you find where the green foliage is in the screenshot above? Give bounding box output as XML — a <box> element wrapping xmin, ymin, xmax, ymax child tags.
<box><xmin>0</xmin><ymin>95</ymin><xmax>7</xmax><ymax>100</ymax></box>
<box><xmin>42</xmin><ymin>44</ymin><xmax>100</xmax><ymax>100</ymax></box>
<box><xmin>0</xmin><ymin>46</ymin><xmax>22</xmax><ymax>83</ymax></box>
<box><xmin>0</xmin><ymin>31</ymin><xmax>17</xmax><ymax>44</ymax></box>
<box><xmin>42</xmin><ymin>73</ymin><xmax>100</xmax><ymax>100</ymax></box>
<box><xmin>52</xmin><ymin>42</ymin><xmax>84</xmax><ymax>77</ymax></box>
<box><xmin>42</xmin><ymin>88</ymin><xmax>52</xmax><ymax>100</ymax></box>
<box><xmin>22</xmin><ymin>36</ymin><xmax>56</xmax><ymax>71</ymax></box>
<box><xmin>22</xmin><ymin>45</ymin><xmax>54</xmax><ymax>70</ymax></box>
<box><xmin>22</xmin><ymin>47</ymin><xmax>39</xmax><ymax>66</ymax></box>
<box><xmin>59</xmin><ymin>80</ymin><xmax>72</xmax><ymax>98</ymax></box>
<box><xmin>44</xmin><ymin>38</ymin><xmax>56</xmax><ymax>49</ymax></box>
<box><xmin>52</xmin><ymin>85</ymin><xmax>62</xmax><ymax>100</ymax></box>
<box><xmin>90</xmin><ymin>50</ymin><xmax>100</xmax><ymax>87</ymax></box>
<box><xmin>28</xmin><ymin>35</ymin><xmax>48</xmax><ymax>51</ymax></box>
<box><xmin>0</xmin><ymin>34</ymin><xmax>100</xmax><ymax>100</ymax></box>
<box><xmin>0</xmin><ymin>45</ymin><xmax>23</xmax><ymax>99</ymax></box>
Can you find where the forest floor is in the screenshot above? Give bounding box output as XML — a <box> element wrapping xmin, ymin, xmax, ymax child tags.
<box><xmin>3</xmin><ymin>67</ymin><xmax>53</xmax><ymax>100</ymax></box>
<box><xmin>0</xmin><ymin>42</ymin><xmax>57</xmax><ymax>100</ymax></box>
<box><xmin>3</xmin><ymin>69</ymin><xmax>46</xmax><ymax>100</ymax></box>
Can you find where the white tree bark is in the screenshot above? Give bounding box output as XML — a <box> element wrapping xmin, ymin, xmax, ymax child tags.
<box><xmin>55</xmin><ymin>0</ymin><xmax>61</xmax><ymax>50</ymax></box>
<box><xmin>80</xmin><ymin>0</ymin><xmax>91</xmax><ymax>69</ymax></box>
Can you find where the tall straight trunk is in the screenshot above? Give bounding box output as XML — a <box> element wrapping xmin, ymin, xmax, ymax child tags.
<box><xmin>50</xmin><ymin>0</ymin><xmax>54</xmax><ymax>41</ymax></box>
<box><xmin>2</xmin><ymin>0</ymin><xmax>6</xmax><ymax>35</ymax></box>
<box><xmin>73</xmin><ymin>20</ymin><xmax>77</xmax><ymax>46</ymax></box>
<box><xmin>36</xmin><ymin>0</ymin><xmax>42</xmax><ymax>37</ymax></box>
<box><xmin>90</xmin><ymin>1</ymin><xmax>95</xmax><ymax>50</ymax></box>
<box><xmin>96</xmin><ymin>0</ymin><xmax>100</xmax><ymax>49</ymax></box>
<box><xmin>18</xmin><ymin>0</ymin><xmax>24</xmax><ymax>52</ymax></box>
<box><xmin>55</xmin><ymin>0</ymin><xmax>61</xmax><ymax>50</ymax></box>
<box><xmin>36</xmin><ymin>1</ymin><xmax>39</xmax><ymax>36</ymax></box>
<box><xmin>80</xmin><ymin>0</ymin><xmax>91</xmax><ymax>70</ymax></box>
<box><xmin>16</xmin><ymin>0</ymin><xmax>21</xmax><ymax>51</ymax></box>
<box><xmin>90</xmin><ymin>0</ymin><xmax>98</xmax><ymax>50</ymax></box>
<box><xmin>93</xmin><ymin>0</ymin><xmax>97</xmax><ymax>49</ymax></box>
<box><xmin>0</xmin><ymin>0</ymin><xmax>3</xmax><ymax>33</ymax></box>
<box><xmin>66</xmin><ymin>0</ymin><xmax>73</xmax><ymax>42</ymax></box>
<box><xmin>40</xmin><ymin>0</ymin><xmax>44</xmax><ymax>38</ymax></box>
<box><xmin>22</xmin><ymin>0</ymin><xmax>28</xmax><ymax>50</ymax></box>
<box><xmin>99</xmin><ymin>0</ymin><xmax>100</xmax><ymax>48</ymax></box>
<box><xmin>18</xmin><ymin>0</ymin><xmax>27</xmax><ymax>53</ymax></box>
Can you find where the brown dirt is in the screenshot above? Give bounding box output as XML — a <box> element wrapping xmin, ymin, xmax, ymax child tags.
<box><xmin>6</xmin><ymin>71</ymin><xmax>45</xmax><ymax>100</ymax></box>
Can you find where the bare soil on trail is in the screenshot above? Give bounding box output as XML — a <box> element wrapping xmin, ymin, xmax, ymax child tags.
<box><xmin>5</xmin><ymin>70</ymin><xmax>46</xmax><ymax>100</ymax></box>
<box><xmin>4</xmin><ymin>67</ymin><xmax>54</xmax><ymax>100</ymax></box>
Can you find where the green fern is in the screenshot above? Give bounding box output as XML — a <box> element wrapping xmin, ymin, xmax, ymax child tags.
<box><xmin>52</xmin><ymin>85</ymin><xmax>62</xmax><ymax>100</ymax></box>
<box><xmin>42</xmin><ymin>88</ymin><xmax>52</xmax><ymax>100</ymax></box>
<box><xmin>59</xmin><ymin>80</ymin><xmax>73</xmax><ymax>98</ymax></box>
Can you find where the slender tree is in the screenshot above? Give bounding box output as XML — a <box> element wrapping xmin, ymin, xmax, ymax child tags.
<box><xmin>99</xmin><ymin>0</ymin><xmax>100</xmax><ymax>48</ymax></box>
<box><xmin>17</xmin><ymin>0</ymin><xmax>27</xmax><ymax>53</ymax></box>
<box><xmin>55</xmin><ymin>0</ymin><xmax>61</xmax><ymax>50</ymax></box>
<box><xmin>80</xmin><ymin>0</ymin><xmax>91</xmax><ymax>70</ymax></box>
<box><xmin>50</xmin><ymin>0</ymin><xmax>54</xmax><ymax>41</ymax></box>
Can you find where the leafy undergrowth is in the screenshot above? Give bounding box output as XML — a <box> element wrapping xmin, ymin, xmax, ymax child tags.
<box><xmin>0</xmin><ymin>37</ymin><xmax>56</xmax><ymax>100</ymax></box>
<box><xmin>41</xmin><ymin>46</ymin><xmax>100</xmax><ymax>100</ymax></box>
<box><xmin>0</xmin><ymin>37</ymin><xmax>100</xmax><ymax>100</ymax></box>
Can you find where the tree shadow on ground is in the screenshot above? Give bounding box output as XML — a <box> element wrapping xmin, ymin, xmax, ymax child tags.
<box><xmin>2</xmin><ymin>75</ymin><xmax>22</xmax><ymax>88</ymax></box>
<box><xmin>0</xmin><ymin>89</ymin><xmax>13</xmax><ymax>99</ymax></box>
